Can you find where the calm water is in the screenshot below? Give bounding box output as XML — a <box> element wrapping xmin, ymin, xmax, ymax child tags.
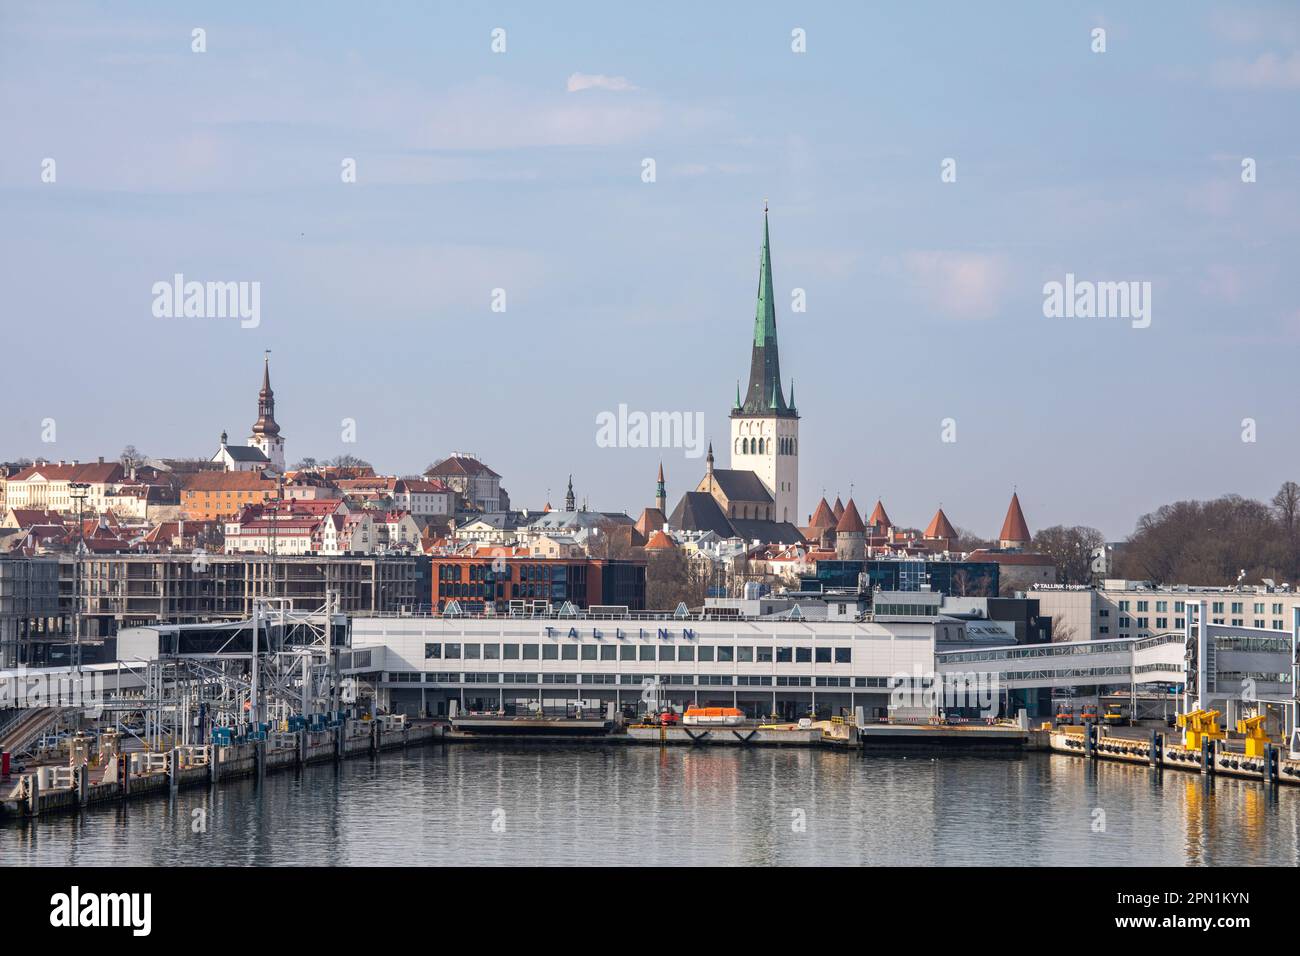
<box><xmin>4</xmin><ymin>745</ymin><xmax>1298</xmax><ymax>866</ymax></box>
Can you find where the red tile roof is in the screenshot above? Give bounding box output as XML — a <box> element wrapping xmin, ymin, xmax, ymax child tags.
<box><xmin>644</xmin><ymin>530</ymin><xmax>676</xmax><ymax>550</ymax></box>
<box><xmin>808</xmin><ymin>498</ymin><xmax>836</xmax><ymax>528</ymax></box>
<box><xmin>868</xmin><ymin>499</ymin><xmax>892</xmax><ymax>530</ymax></box>
<box><xmin>999</xmin><ymin>493</ymin><xmax>1032</xmax><ymax>544</ymax></box>
<box><xmin>923</xmin><ymin>507</ymin><xmax>957</xmax><ymax>540</ymax></box>
<box><xmin>11</xmin><ymin>462</ymin><xmax>124</xmax><ymax>484</ymax></box>
<box><xmin>836</xmin><ymin>499</ymin><xmax>865</xmax><ymax>533</ymax></box>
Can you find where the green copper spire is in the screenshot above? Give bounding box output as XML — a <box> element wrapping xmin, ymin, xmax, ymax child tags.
<box><xmin>734</xmin><ymin>380</ymin><xmax>742</xmax><ymax>410</ymax></box>
<box><xmin>788</xmin><ymin>378</ymin><xmax>795</xmax><ymax>411</ymax></box>
<box><xmin>734</xmin><ymin>202</ymin><xmax>793</xmax><ymax>418</ymax></box>
<box><xmin>753</xmin><ymin>203</ymin><xmax>777</xmax><ymax>348</ymax></box>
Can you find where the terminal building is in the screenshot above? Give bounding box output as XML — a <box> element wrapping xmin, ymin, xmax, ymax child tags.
<box><xmin>347</xmin><ymin>611</ymin><xmax>935</xmax><ymax>721</ymax></box>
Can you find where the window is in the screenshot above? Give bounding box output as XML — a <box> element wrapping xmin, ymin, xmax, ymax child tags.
<box><xmin>581</xmin><ymin>645</ymin><xmax>597</xmax><ymax>660</ymax></box>
<box><xmin>835</xmin><ymin>647</ymin><xmax>852</xmax><ymax>664</ymax></box>
<box><xmin>600</xmin><ymin>645</ymin><xmax>617</xmax><ymax>661</ymax></box>
<box><xmin>639</xmin><ymin>645</ymin><xmax>655</xmax><ymax>661</ymax></box>
<box><xmin>757</xmin><ymin>646</ymin><xmax>773</xmax><ymax>663</ymax></box>
<box><xmin>561</xmin><ymin>645</ymin><xmax>577</xmax><ymax>660</ymax></box>
<box><xmin>424</xmin><ymin>643</ymin><xmax>441</xmax><ymax>659</ymax></box>
<box><xmin>464</xmin><ymin>644</ymin><xmax>481</xmax><ymax>660</ymax></box>
<box><xmin>503</xmin><ymin>644</ymin><xmax>519</xmax><ymax>660</ymax></box>
<box><xmin>445</xmin><ymin>643</ymin><xmax>461</xmax><ymax>659</ymax></box>
<box><xmin>522</xmin><ymin>644</ymin><xmax>539</xmax><ymax>660</ymax></box>
<box><xmin>543</xmin><ymin>644</ymin><xmax>559</xmax><ymax>660</ymax></box>
<box><xmin>737</xmin><ymin>646</ymin><xmax>753</xmax><ymax>663</ymax></box>
<box><xmin>659</xmin><ymin>646</ymin><xmax>675</xmax><ymax>661</ymax></box>
<box><xmin>815</xmin><ymin>647</ymin><xmax>831</xmax><ymax>663</ymax></box>
<box><xmin>796</xmin><ymin>647</ymin><xmax>811</xmax><ymax>663</ymax></box>
<box><xmin>717</xmin><ymin>646</ymin><xmax>734</xmax><ymax>663</ymax></box>
<box><xmin>678</xmin><ymin>646</ymin><xmax>694</xmax><ymax>661</ymax></box>
<box><xmin>776</xmin><ymin>646</ymin><xmax>792</xmax><ymax>663</ymax></box>
<box><xmin>698</xmin><ymin>646</ymin><xmax>715</xmax><ymax>662</ymax></box>
<box><xmin>620</xmin><ymin>645</ymin><xmax>636</xmax><ymax>661</ymax></box>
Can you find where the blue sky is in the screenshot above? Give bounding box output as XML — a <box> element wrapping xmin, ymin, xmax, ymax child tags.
<box><xmin>2</xmin><ymin>1</ymin><xmax>1298</xmax><ymax>538</ymax></box>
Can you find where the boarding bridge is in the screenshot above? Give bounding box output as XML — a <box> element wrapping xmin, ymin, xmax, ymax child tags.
<box><xmin>935</xmin><ymin>633</ymin><xmax>1186</xmax><ymax>691</ymax></box>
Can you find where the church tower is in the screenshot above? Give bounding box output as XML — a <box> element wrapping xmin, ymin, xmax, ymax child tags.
<box><xmin>248</xmin><ymin>352</ymin><xmax>285</xmax><ymax>472</ymax></box>
<box><xmin>729</xmin><ymin>205</ymin><xmax>799</xmax><ymax>523</ymax></box>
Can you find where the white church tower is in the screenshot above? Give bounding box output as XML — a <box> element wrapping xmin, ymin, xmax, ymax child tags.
<box><xmin>729</xmin><ymin>205</ymin><xmax>799</xmax><ymax>523</ymax></box>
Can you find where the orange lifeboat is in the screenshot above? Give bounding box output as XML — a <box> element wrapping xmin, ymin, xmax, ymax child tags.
<box><xmin>682</xmin><ymin>706</ymin><xmax>745</xmax><ymax>727</ymax></box>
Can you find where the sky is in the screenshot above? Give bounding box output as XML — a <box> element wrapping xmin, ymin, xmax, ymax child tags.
<box><xmin>2</xmin><ymin>1</ymin><xmax>1298</xmax><ymax>540</ymax></box>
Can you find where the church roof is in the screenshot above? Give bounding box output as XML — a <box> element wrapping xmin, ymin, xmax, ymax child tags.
<box><xmin>730</xmin><ymin>519</ymin><xmax>805</xmax><ymax>545</ymax></box>
<box><xmin>705</xmin><ymin>468</ymin><xmax>773</xmax><ymax>504</ymax></box>
<box><xmin>733</xmin><ymin>206</ymin><xmax>796</xmax><ymax>419</ymax></box>
<box><xmin>808</xmin><ymin>497</ymin><xmax>836</xmax><ymax>528</ymax></box>
<box><xmin>924</xmin><ymin>507</ymin><xmax>957</xmax><ymax>540</ymax></box>
<box><xmin>835</xmin><ymin>499</ymin><xmax>865</xmax><ymax>533</ymax></box>
<box><xmin>999</xmin><ymin>493</ymin><xmax>1032</xmax><ymax>544</ymax></box>
<box><xmin>669</xmin><ymin>492</ymin><xmax>735</xmax><ymax>538</ymax></box>
<box><xmin>221</xmin><ymin>445</ymin><xmax>270</xmax><ymax>463</ymax></box>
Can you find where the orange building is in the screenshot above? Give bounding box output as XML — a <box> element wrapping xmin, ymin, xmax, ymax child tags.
<box><xmin>181</xmin><ymin>472</ymin><xmax>278</xmax><ymax>520</ymax></box>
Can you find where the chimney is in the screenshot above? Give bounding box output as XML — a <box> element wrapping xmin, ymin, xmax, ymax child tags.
<box><xmin>98</xmin><ymin>456</ymin><xmax>104</xmax><ymax>464</ymax></box>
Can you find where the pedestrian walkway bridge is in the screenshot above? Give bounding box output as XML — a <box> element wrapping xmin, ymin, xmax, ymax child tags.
<box><xmin>935</xmin><ymin>633</ymin><xmax>1185</xmax><ymax>691</ymax></box>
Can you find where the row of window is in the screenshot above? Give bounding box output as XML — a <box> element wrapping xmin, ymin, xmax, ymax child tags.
<box><xmin>387</xmin><ymin>671</ymin><xmax>892</xmax><ymax>687</ymax></box>
<box><xmin>1116</xmin><ymin>599</ymin><xmax>1288</xmax><ymax>616</ymax></box>
<box><xmin>424</xmin><ymin>642</ymin><xmax>853</xmax><ymax>663</ymax></box>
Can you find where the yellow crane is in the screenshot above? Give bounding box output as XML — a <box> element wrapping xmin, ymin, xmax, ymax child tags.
<box><xmin>1176</xmin><ymin>709</ymin><xmax>1224</xmax><ymax>751</ymax></box>
<box><xmin>1236</xmin><ymin>714</ymin><xmax>1270</xmax><ymax>758</ymax></box>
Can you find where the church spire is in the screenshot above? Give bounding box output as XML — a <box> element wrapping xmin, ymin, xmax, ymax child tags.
<box><xmin>735</xmin><ymin>204</ymin><xmax>792</xmax><ymax>418</ymax></box>
<box><xmin>251</xmin><ymin>351</ymin><xmax>280</xmax><ymax>438</ymax></box>
<box><xmin>564</xmin><ymin>475</ymin><xmax>575</xmax><ymax>512</ymax></box>
<box><xmin>655</xmin><ymin>462</ymin><xmax>666</xmax><ymax>514</ymax></box>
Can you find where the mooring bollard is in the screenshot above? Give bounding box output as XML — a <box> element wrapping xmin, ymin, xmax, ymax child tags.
<box><xmin>77</xmin><ymin>763</ymin><xmax>88</xmax><ymax>808</ymax></box>
<box><xmin>1201</xmin><ymin>738</ymin><xmax>1215</xmax><ymax>776</ymax></box>
<box><xmin>296</xmin><ymin>730</ymin><xmax>306</xmax><ymax>767</ymax></box>
<box><xmin>1083</xmin><ymin>720</ymin><xmax>1095</xmax><ymax>759</ymax></box>
<box><xmin>168</xmin><ymin>748</ymin><xmax>179</xmax><ymax>794</ymax></box>
<box><xmin>1150</xmin><ymin>730</ymin><xmax>1163</xmax><ymax>768</ymax></box>
<box><xmin>27</xmin><ymin>773</ymin><xmax>40</xmax><ymax>817</ymax></box>
<box><xmin>255</xmin><ymin>738</ymin><xmax>266</xmax><ymax>785</ymax></box>
<box><xmin>1264</xmin><ymin>743</ymin><xmax>1278</xmax><ymax>787</ymax></box>
<box><xmin>370</xmin><ymin>719</ymin><xmax>379</xmax><ymax>755</ymax></box>
<box><xmin>334</xmin><ymin>723</ymin><xmax>344</xmax><ymax>761</ymax></box>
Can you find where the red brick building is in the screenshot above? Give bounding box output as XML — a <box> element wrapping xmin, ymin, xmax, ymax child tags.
<box><xmin>430</xmin><ymin>550</ymin><xmax>645</xmax><ymax>613</ymax></box>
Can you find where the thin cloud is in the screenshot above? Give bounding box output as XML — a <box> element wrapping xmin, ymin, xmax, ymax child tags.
<box><xmin>898</xmin><ymin>251</ymin><xmax>1012</xmax><ymax>321</ymax></box>
<box><xmin>1211</xmin><ymin>52</ymin><xmax>1300</xmax><ymax>90</ymax></box>
<box><xmin>566</xmin><ymin>73</ymin><xmax>639</xmax><ymax>93</ymax></box>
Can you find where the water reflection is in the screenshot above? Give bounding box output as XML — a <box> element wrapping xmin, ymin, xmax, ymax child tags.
<box><xmin>2</xmin><ymin>747</ymin><xmax>1297</xmax><ymax>866</ymax></box>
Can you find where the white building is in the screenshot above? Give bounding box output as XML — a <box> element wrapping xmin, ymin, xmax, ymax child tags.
<box><xmin>1032</xmin><ymin>580</ymin><xmax>1298</xmax><ymax>643</ymax></box>
<box><xmin>347</xmin><ymin>613</ymin><xmax>936</xmax><ymax>720</ymax></box>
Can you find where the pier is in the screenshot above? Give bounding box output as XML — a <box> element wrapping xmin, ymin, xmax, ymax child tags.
<box><xmin>2</xmin><ymin>716</ymin><xmax>446</xmax><ymax>819</ymax></box>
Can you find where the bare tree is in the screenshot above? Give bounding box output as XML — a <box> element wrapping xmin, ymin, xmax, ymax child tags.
<box><xmin>1032</xmin><ymin>525</ymin><xmax>1105</xmax><ymax>584</ymax></box>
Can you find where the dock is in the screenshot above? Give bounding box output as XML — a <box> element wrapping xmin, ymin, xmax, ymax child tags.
<box><xmin>1048</xmin><ymin>724</ymin><xmax>1300</xmax><ymax>786</ymax></box>
<box><xmin>2</xmin><ymin>717</ymin><xmax>447</xmax><ymax>819</ymax></box>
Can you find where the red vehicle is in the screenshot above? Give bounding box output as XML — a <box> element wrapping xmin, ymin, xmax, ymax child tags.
<box><xmin>656</xmin><ymin>710</ymin><xmax>680</xmax><ymax>726</ymax></box>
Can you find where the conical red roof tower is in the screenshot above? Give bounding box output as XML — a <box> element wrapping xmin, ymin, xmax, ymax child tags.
<box><xmin>998</xmin><ymin>493</ymin><xmax>1031</xmax><ymax>548</ymax></box>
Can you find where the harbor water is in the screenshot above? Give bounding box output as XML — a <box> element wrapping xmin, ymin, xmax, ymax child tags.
<box><xmin>3</xmin><ymin>745</ymin><xmax>1298</xmax><ymax>866</ymax></box>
